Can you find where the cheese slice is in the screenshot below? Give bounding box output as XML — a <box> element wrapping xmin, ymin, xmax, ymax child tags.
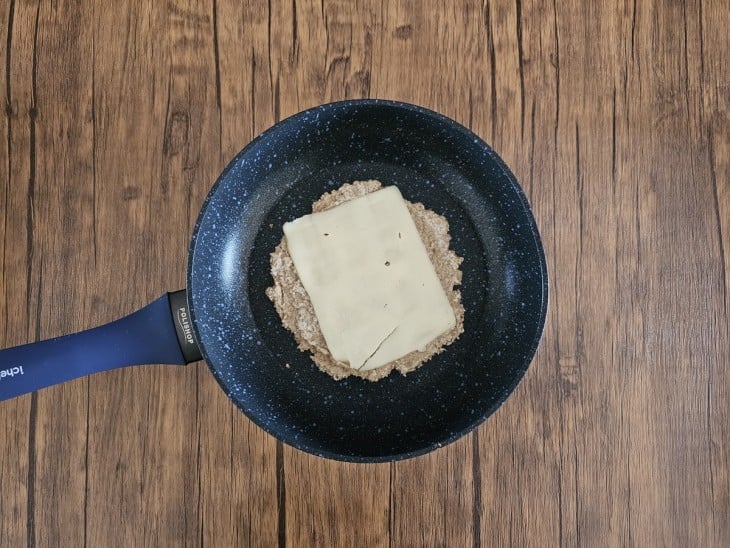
<box><xmin>283</xmin><ymin>186</ymin><xmax>456</xmax><ymax>371</ymax></box>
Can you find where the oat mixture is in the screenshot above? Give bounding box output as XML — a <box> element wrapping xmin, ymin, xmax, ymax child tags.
<box><xmin>266</xmin><ymin>180</ymin><xmax>464</xmax><ymax>381</ymax></box>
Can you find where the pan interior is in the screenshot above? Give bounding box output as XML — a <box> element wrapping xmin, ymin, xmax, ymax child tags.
<box><xmin>188</xmin><ymin>101</ymin><xmax>547</xmax><ymax>461</ymax></box>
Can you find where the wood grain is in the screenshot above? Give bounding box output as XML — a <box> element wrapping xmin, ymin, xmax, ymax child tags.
<box><xmin>1</xmin><ymin>0</ymin><xmax>728</xmax><ymax>546</ymax></box>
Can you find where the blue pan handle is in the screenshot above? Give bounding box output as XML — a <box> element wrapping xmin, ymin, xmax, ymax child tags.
<box><xmin>0</xmin><ymin>290</ymin><xmax>201</xmax><ymax>402</ymax></box>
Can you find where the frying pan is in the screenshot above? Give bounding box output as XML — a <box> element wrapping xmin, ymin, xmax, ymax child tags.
<box><xmin>0</xmin><ymin>100</ymin><xmax>547</xmax><ymax>462</ymax></box>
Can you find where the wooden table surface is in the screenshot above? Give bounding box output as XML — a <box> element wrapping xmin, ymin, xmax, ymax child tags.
<box><xmin>1</xmin><ymin>0</ymin><xmax>728</xmax><ymax>546</ymax></box>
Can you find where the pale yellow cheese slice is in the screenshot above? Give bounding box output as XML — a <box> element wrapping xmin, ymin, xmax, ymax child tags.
<box><xmin>283</xmin><ymin>186</ymin><xmax>456</xmax><ymax>371</ymax></box>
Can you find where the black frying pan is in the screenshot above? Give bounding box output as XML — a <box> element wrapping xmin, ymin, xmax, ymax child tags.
<box><xmin>0</xmin><ymin>100</ymin><xmax>547</xmax><ymax>462</ymax></box>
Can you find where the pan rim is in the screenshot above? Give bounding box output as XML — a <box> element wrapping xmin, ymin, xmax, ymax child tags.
<box><xmin>187</xmin><ymin>99</ymin><xmax>549</xmax><ymax>463</ymax></box>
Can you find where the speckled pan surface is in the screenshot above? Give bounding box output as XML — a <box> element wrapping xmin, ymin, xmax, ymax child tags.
<box><xmin>187</xmin><ymin>100</ymin><xmax>548</xmax><ymax>462</ymax></box>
